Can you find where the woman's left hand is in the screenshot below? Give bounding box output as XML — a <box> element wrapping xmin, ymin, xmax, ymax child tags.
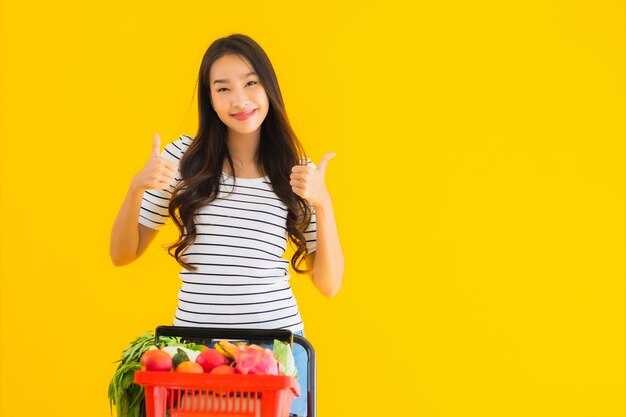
<box><xmin>290</xmin><ymin>153</ymin><xmax>336</xmax><ymax>208</ymax></box>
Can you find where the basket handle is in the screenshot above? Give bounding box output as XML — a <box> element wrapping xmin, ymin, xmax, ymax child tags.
<box><xmin>293</xmin><ymin>334</ymin><xmax>316</xmax><ymax>417</ymax></box>
<box><xmin>155</xmin><ymin>325</ymin><xmax>294</xmax><ymax>345</ymax></box>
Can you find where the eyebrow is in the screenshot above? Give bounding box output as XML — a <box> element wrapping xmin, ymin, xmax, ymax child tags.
<box><xmin>213</xmin><ymin>72</ymin><xmax>257</xmax><ymax>85</ymax></box>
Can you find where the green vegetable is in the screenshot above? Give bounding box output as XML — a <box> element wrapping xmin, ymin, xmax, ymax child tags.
<box><xmin>273</xmin><ymin>339</ymin><xmax>297</xmax><ymax>377</ymax></box>
<box><xmin>108</xmin><ymin>332</ymin><xmax>195</xmax><ymax>417</ymax></box>
<box><xmin>172</xmin><ymin>348</ymin><xmax>190</xmax><ymax>368</ymax></box>
<box><xmin>182</xmin><ymin>342</ymin><xmax>205</xmax><ymax>352</ymax></box>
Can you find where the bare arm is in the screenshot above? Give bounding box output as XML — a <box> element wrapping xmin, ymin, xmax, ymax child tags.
<box><xmin>109</xmin><ymin>184</ymin><xmax>160</xmax><ymax>265</ymax></box>
<box><xmin>305</xmin><ymin>198</ymin><xmax>344</xmax><ymax>297</ymax></box>
<box><xmin>291</xmin><ymin>153</ymin><xmax>344</xmax><ymax>297</ymax></box>
<box><xmin>109</xmin><ymin>133</ymin><xmax>177</xmax><ymax>266</ymax></box>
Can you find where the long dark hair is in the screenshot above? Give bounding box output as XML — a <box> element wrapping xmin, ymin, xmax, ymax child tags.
<box><xmin>167</xmin><ymin>34</ymin><xmax>313</xmax><ymax>274</ymax></box>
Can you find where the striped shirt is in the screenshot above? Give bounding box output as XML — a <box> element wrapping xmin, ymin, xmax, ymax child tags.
<box><xmin>138</xmin><ymin>135</ymin><xmax>316</xmax><ymax>333</ymax></box>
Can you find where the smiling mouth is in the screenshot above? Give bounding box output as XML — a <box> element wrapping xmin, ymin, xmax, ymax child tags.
<box><xmin>231</xmin><ymin>109</ymin><xmax>258</xmax><ymax>120</ymax></box>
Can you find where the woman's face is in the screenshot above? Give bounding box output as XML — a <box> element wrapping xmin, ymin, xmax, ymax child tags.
<box><xmin>209</xmin><ymin>54</ymin><xmax>269</xmax><ymax>136</ymax></box>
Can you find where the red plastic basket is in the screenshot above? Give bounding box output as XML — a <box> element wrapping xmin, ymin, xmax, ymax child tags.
<box><xmin>135</xmin><ymin>370</ymin><xmax>300</xmax><ymax>417</ymax></box>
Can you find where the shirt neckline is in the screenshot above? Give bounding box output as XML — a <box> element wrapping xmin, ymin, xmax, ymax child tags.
<box><xmin>221</xmin><ymin>171</ymin><xmax>269</xmax><ymax>183</ymax></box>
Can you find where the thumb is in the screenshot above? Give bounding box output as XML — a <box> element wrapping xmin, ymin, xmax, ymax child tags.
<box><xmin>317</xmin><ymin>152</ymin><xmax>336</xmax><ymax>173</ymax></box>
<box><xmin>152</xmin><ymin>133</ymin><xmax>161</xmax><ymax>157</ymax></box>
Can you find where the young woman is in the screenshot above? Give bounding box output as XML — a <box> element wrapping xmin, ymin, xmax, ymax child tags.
<box><xmin>110</xmin><ymin>33</ymin><xmax>344</xmax><ymax>416</ymax></box>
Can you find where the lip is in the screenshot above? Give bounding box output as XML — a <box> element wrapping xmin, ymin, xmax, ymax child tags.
<box><xmin>230</xmin><ymin>108</ymin><xmax>258</xmax><ymax>121</ymax></box>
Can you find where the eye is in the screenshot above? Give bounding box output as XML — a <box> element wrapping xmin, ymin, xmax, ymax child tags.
<box><xmin>216</xmin><ymin>81</ymin><xmax>256</xmax><ymax>93</ymax></box>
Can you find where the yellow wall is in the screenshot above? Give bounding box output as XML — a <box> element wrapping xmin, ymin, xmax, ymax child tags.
<box><xmin>0</xmin><ymin>1</ymin><xmax>623</xmax><ymax>416</ymax></box>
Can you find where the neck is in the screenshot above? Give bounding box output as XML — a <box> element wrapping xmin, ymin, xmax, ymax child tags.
<box><xmin>224</xmin><ymin>128</ymin><xmax>262</xmax><ymax>177</ymax></box>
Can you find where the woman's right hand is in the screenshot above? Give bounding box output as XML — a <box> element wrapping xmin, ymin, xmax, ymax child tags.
<box><xmin>130</xmin><ymin>133</ymin><xmax>178</xmax><ymax>193</ymax></box>
<box><xmin>111</xmin><ymin>133</ymin><xmax>176</xmax><ymax>266</ymax></box>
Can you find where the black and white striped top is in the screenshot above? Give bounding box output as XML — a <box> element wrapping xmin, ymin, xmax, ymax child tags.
<box><xmin>138</xmin><ymin>135</ymin><xmax>316</xmax><ymax>333</ymax></box>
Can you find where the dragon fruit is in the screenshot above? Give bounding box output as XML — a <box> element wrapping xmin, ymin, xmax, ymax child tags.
<box><xmin>234</xmin><ymin>344</ymin><xmax>280</xmax><ymax>375</ymax></box>
<box><xmin>213</xmin><ymin>339</ymin><xmax>294</xmax><ymax>376</ymax></box>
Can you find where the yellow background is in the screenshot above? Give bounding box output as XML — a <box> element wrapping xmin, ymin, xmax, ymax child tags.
<box><xmin>0</xmin><ymin>1</ymin><xmax>623</xmax><ymax>416</ymax></box>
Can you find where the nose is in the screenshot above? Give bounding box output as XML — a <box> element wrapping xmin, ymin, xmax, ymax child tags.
<box><xmin>232</xmin><ymin>91</ymin><xmax>251</xmax><ymax>110</ymax></box>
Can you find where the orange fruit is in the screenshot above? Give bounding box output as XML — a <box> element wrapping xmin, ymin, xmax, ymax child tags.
<box><xmin>210</xmin><ymin>364</ymin><xmax>236</xmax><ymax>374</ymax></box>
<box><xmin>175</xmin><ymin>361</ymin><xmax>204</xmax><ymax>373</ymax></box>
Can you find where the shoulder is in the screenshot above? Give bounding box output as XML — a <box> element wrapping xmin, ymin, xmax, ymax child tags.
<box><xmin>161</xmin><ymin>135</ymin><xmax>194</xmax><ymax>162</ymax></box>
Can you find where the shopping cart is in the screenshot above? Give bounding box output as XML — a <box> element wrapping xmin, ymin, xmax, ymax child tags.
<box><xmin>134</xmin><ymin>326</ymin><xmax>316</xmax><ymax>417</ymax></box>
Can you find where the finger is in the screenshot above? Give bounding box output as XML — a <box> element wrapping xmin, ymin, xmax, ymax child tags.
<box><xmin>290</xmin><ymin>171</ymin><xmax>308</xmax><ymax>181</ymax></box>
<box><xmin>147</xmin><ymin>178</ymin><xmax>169</xmax><ymax>190</ymax></box>
<box><xmin>155</xmin><ymin>174</ymin><xmax>175</xmax><ymax>187</ymax></box>
<box><xmin>157</xmin><ymin>175</ymin><xmax>176</xmax><ymax>186</ymax></box>
<box><xmin>159</xmin><ymin>183</ymin><xmax>174</xmax><ymax>191</ymax></box>
<box><xmin>158</xmin><ymin>167</ymin><xmax>178</xmax><ymax>180</ymax></box>
<box><xmin>159</xmin><ymin>159</ymin><xmax>178</xmax><ymax>175</ymax></box>
<box><xmin>317</xmin><ymin>152</ymin><xmax>336</xmax><ymax>172</ymax></box>
<box><xmin>151</xmin><ymin>167</ymin><xmax>175</xmax><ymax>181</ymax></box>
<box><xmin>161</xmin><ymin>158</ymin><xmax>178</xmax><ymax>172</ymax></box>
<box><xmin>152</xmin><ymin>133</ymin><xmax>161</xmax><ymax>157</ymax></box>
<box><xmin>291</xmin><ymin>184</ymin><xmax>305</xmax><ymax>197</ymax></box>
<box><xmin>291</xmin><ymin>165</ymin><xmax>310</xmax><ymax>174</ymax></box>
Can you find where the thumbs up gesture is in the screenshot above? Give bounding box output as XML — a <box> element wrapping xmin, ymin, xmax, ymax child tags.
<box><xmin>290</xmin><ymin>153</ymin><xmax>336</xmax><ymax>208</ymax></box>
<box><xmin>130</xmin><ymin>133</ymin><xmax>179</xmax><ymax>193</ymax></box>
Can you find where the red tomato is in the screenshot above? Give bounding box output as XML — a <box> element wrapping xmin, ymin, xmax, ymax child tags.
<box><xmin>195</xmin><ymin>348</ymin><xmax>228</xmax><ymax>373</ymax></box>
<box><xmin>140</xmin><ymin>349</ymin><xmax>173</xmax><ymax>372</ymax></box>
